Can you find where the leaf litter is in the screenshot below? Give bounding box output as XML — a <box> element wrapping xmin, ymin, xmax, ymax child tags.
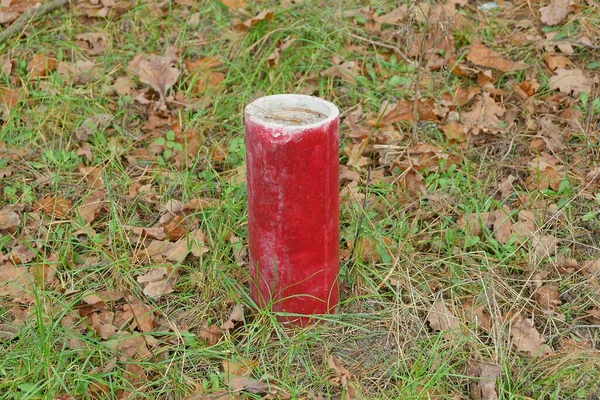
<box><xmin>2</xmin><ymin>0</ymin><xmax>600</xmax><ymax>398</ymax></box>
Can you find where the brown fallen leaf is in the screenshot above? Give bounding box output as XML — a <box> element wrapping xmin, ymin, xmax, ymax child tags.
<box><xmin>1</xmin><ymin>87</ymin><xmax>21</xmax><ymax>114</ymax></box>
<box><xmin>75</xmin><ymin>33</ymin><xmax>109</xmax><ymax>56</ymax></box>
<box><xmin>35</xmin><ymin>196</ymin><xmax>72</xmax><ymax>218</ymax></box>
<box><xmin>185</xmin><ymin>56</ymin><xmax>225</xmax><ymax>94</ymax></box>
<box><xmin>549</xmin><ymin>69</ymin><xmax>591</xmax><ymax>97</ymax></box>
<box><xmin>0</xmin><ymin>55</ymin><xmax>12</xmax><ymax>75</ymax></box>
<box><xmin>123</xmin><ymin>300</ymin><xmax>155</xmax><ymax>333</ymax></box>
<box><xmin>545</xmin><ymin>54</ymin><xmax>572</xmax><ymax>71</ymax></box>
<box><xmin>327</xmin><ymin>356</ymin><xmax>362</xmax><ymax>399</ymax></box>
<box><xmin>10</xmin><ymin>244</ymin><xmax>36</xmax><ymax>264</ymax></box>
<box><xmin>136</xmin><ymin>266</ymin><xmax>178</xmax><ymax>298</ymax></box>
<box><xmin>227</xmin><ymin>376</ymin><xmax>289</xmax><ymax>398</ymax></box>
<box><xmin>468</xmin><ymin>361</ymin><xmax>500</xmax><ymax>400</ymax></box>
<box><xmin>221</xmin><ymin>305</ymin><xmax>244</xmax><ymax>330</ymax></box>
<box><xmin>222</xmin><ymin>358</ymin><xmax>256</xmax><ymax>377</ymax></box>
<box><xmin>0</xmin><ymin>206</ymin><xmax>20</xmax><ymax>230</ymax></box>
<box><xmin>498</xmin><ymin>175</ymin><xmax>516</xmax><ymax>198</ymax></box>
<box><xmin>198</xmin><ymin>323</ymin><xmax>222</xmax><ymax>345</ymax></box>
<box><xmin>75</xmin><ymin>113</ymin><xmax>112</xmax><ymax>142</ymax></box>
<box><xmin>106</xmin><ymin>333</ymin><xmax>152</xmax><ymax>360</ymax></box>
<box><xmin>461</xmin><ymin>93</ymin><xmax>506</xmax><ymax>135</ymax></box>
<box><xmin>0</xmin><ymin>263</ymin><xmax>33</xmax><ymax>302</ymax></box>
<box><xmin>467</xmin><ymin>43</ymin><xmax>527</xmax><ymax>72</ymax></box>
<box><xmin>126</xmin><ymin>225</ymin><xmax>167</xmax><ymax>241</ymax></box>
<box><xmin>427</xmin><ymin>297</ymin><xmax>460</xmax><ymax>331</ymax></box>
<box><xmin>534</xmin><ymin>285</ymin><xmax>561</xmax><ymax>311</ymax></box>
<box><xmin>511</xmin><ymin>210</ymin><xmax>536</xmax><ymax>242</ymax></box>
<box><xmin>57</xmin><ymin>60</ymin><xmax>100</xmax><ymax>85</ymax></box>
<box><xmin>231</xmin><ymin>10</ymin><xmax>274</xmax><ymax>32</ymax></box>
<box><xmin>531</xmin><ymin>234</ymin><xmax>559</xmax><ymax>262</ymax></box>
<box><xmin>28</xmin><ymin>54</ymin><xmax>57</xmax><ymax>78</ymax></box>
<box><xmin>113</xmin><ymin>76</ymin><xmax>134</xmax><ymax>96</ymax></box>
<box><xmin>525</xmin><ymin>154</ymin><xmax>564</xmax><ymax>191</ymax></box>
<box><xmin>491</xmin><ymin>206</ymin><xmax>513</xmax><ymax>244</ymax></box>
<box><xmin>373</xmin><ymin>5</ymin><xmax>408</xmax><ymax>25</ymax></box>
<box><xmin>540</xmin><ymin>0</ymin><xmax>572</xmax><ymax>26</ymax></box>
<box><xmin>510</xmin><ymin>318</ymin><xmax>552</xmax><ymax>357</ymax></box>
<box><xmin>132</xmin><ymin>54</ymin><xmax>180</xmax><ymax>109</ymax></box>
<box><xmin>462</xmin><ymin>301</ymin><xmax>493</xmax><ymax>332</ymax></box>
<box><xmin>220</xmin><ymin>0</ymin><xmax>246</xmax><ymax>11</ymax></box>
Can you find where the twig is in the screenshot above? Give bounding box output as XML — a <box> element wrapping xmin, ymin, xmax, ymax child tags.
<box><xmin>0</xmin><ymin>0</ymin><xmax>69</xmax><ymax>43</ymax></box>
<box><xmin>347</xmin><ymin>32</ymin><xmax>418</xmax><ymax>68</ymax></box>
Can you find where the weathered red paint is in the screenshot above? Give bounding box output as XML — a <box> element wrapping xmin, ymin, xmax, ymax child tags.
<box><xmin>245</xmin><ymin>94</ymin><xmax>340</xmax><ymax>324</ymax></box>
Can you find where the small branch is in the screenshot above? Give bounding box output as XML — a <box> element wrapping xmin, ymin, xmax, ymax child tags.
<box><xmin>0</xmin><ymin>0</ymin><xmax>69</xmax><ymax>43</ymax></box>
<box><xmin>347</xmin><ymin>32</ymin><xmax>418</xmax><ymax>68</ymax></box>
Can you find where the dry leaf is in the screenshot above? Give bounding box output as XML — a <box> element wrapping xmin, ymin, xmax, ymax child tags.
<box><xmin>0</xmin><ymin>167</ymin><xmax>13</xmax><ymax>179</ymax></box>
<box><xmin>107</xmin><ymin>333</ymin><xmax>151</xmax><ymax>360</ymax></box>
<box><xmin>10</xmin><ymin>244</ymin><xmax>36</xmax><ymax>264</ymax></box>
<box><xmin>0</xmin><ymin>263</ymin><xmax>33</xmax><ymax>302</ymax></box>
<box><xmin>28</xmin><ymin>54</ymin><xmax>57</xmax><ymax>78</ymax></box>
<box><xmin>327</xmin><ymin>356</ymin><xmax>362</xmax><ymax>399</ymax></box>
<box><xmin>34</xmin><ymin>196</ymin><xmax>72</xmax><ymax>218</ymax></box>
<box><xmin>137</xmin><ymin>266</ymin><xmax>178</xmax><ymax>298</ymax></box>
<box><xmin>512</xmin><ymin>210</ymin><xmax>536</xmax><ymax>241</ymax></box>
<box><xmin>123</xmin><ymin>300</ymin><xmax>155</xmax><ymax>332</ymax></box>
<box><xmin>549</xmin><ymin>69</ymin><xmax>591</xmax><ymax>97</ymax></box>
<box><xmin>498</xmin><ymin>175</ymin><xmax>516</xmax><ymax>198</ymax></box>
<box><xmin>0</xmin><ymin>207</ymin><xmax>20</xmax><ymax>230</ymax></box>
<box><xmin>535</xmin><ymin>285</ymin><xmax>561</xmax><ymax>311</ymax></box>
<box><xmin>461</xmin><ymin>93</ymin><xmax>506</xmax><ymax>135</ymax></box>
<box><xmin>126</xmin><ymin>226</ymin><xmax>167</xmax><ymax>240</ymax></box>
<box><xmin>373</xmin><ymin>5</ymin><xmax>408</xmax><ymax>25</ymax></box>
<box><xmin>199</xmin><ymin>323</ymin><xmax>222</xmax><ymax>345</ymax></box>
<box><xmin>491</xmin><ymin>206</ymin><xmax>512</xmax><ymax>244</ymax></box>
<box><xmin>531</xmin><ymin>234</ymin><xmax>559</xmax><ymax>262</ymax></box>
<box><xmin>221</xmin><ymin>305</ymin><xmax>244</xmax><ymax>330</ymax></box>
<box><xmin>185</xmin><ymin>56</ymin><xmax>225</xmax><ymax>94</ymax></box>
<box><xmin>113</xmin><ymin>76</ymin><xmax>134</xmax><ymax>96</ymax></box>
<box><xmin>75</xmin><ymin>113</ymin><xmax>112</xmax><ymax>142</ymax></box>
<box><xmin>231</xmin><ymin>10</ymin><xmax>274</xmax><ymax>32</ymax></box>
<box><xmin>57</xmin><ymin>60</ymin><xmax>100</xmax><ymax>85</ymax></box>
<box><xmin>467</xmin><ymin>43</ymin><xmax>527</xmax><ymax>72</ymax></box>
<box><xmin>0</xmin><ymin>56</ymin><xmax>12</xmax><ymax>76</ymax></box>
<box><xmin>133</xmin><ymin>54</ymin><xmax>180</xmax><ymax>109</ymax></box>
<box><xmin>220</xmin><ymin>0</ymin><xmax>246</xmax><ymax>11</ymax></box>
<box><xmin>463</xmin><ymin>304</ymin><xmax>493</xmax><ymax>332</ymax></box>
<box><xmin>545</xmin><ymin>54</ymin><xmax>572</xmax><ymax>71</ymax></box>
<box><xmin>525</xmin><ymin>154</ymin><xmax>564</xmax><ymax>191</ymax></box>
<box><xmin>540</xmin><ymin>0</ymin><xmax>572</xmax><ymax>25</ymax></box>
<box><xmin>469</xmin><ymin>362</ymin><xmax>500</xmax><ymax>400</ymax></box>
<box><xmin>1</xmin><ymin>87</ymin><xmax>20</xmax><ymax>113</ymax></box>
<box><xmin>75</xmin><ymin>33</ymin><xmax>109</xmax><ymax>56</ymax></box>
<box><xmin>511</xmin><ymin>318</ymin><xmax>552</xmax><ymax>356</ymax></box>
<box><xmin>427</xmin><ymin>298</ymin><xmax>460</xmax><ymax>331</ymax></box>
<box><xmin>222</xmin><ymin>358</ymin><xmax>256</xmax><ymax>377</ymax></box>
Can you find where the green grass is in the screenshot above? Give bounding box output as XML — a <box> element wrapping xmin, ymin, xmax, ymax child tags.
<box><xmin>1</xmin><ymin>0</ymin><xmax>600</xmax><ymax>399</ymax></box>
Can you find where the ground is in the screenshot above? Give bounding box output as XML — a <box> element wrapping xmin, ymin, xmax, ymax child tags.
<box><xmin>1</xmin><ymin>0</ymin><xmax>600</xmax><ymax>399</ymax></box>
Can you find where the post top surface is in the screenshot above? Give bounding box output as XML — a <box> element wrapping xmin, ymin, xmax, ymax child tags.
<box><xmin>245</xmin><ymin>94</ymin><xmax>339</xmax><ymax>131</ymax></box>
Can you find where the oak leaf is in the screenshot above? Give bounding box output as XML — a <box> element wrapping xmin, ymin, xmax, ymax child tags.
<box><xmin>134</xmin><ymin>55</ymin><xmax>180</xmax><ymax>109</ymax></box>
<box><xmin>461</xmin><ymin>93</ymin><xmax>506</xmax><ymax>134</ymax></box>
<box><xmin>549</xmin><ymin>69</ymin><xmax>591</xmax><ymax>97</ymax></box>
<box><xmin>510</xmin><ymin>318</ymin><xmax>552</xmax><ymax>356</ymax></box>
<box><xmin>75</xmin><ymin>33</ymin><xmax>108</xmax><ymax>56</ymax></box>
<box><xmin>467</xmin><ymin>43</ymin><xmax>526</xmax><ymax>72</ymax></box>
<box><xmin>0</xmin><ymin>207</ymin><xmax>20</xmax><ymax>230</ymax></box>
<box><xmin>540</xmin><ymin>0</ymin><xmax>571</xmax><ymax>26</ymax></box>
<box><xmin>469</xmin><ymin>362</ymin><xmax>500</xmax><ymax>400</ymax></box>
<box><xmin>137</xmin><ymin>266</ymin><xmax>178</xmax><ymax>298</ymax></box>
<box><xmin>427</xmin><ymin>297</ymin><xmax>460</xmax><ymax>331</ymax></box>
<box><xmin>534</xmin><ymin>285</ymin><xmax>561</xmax><ymax>311</ymax></box>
